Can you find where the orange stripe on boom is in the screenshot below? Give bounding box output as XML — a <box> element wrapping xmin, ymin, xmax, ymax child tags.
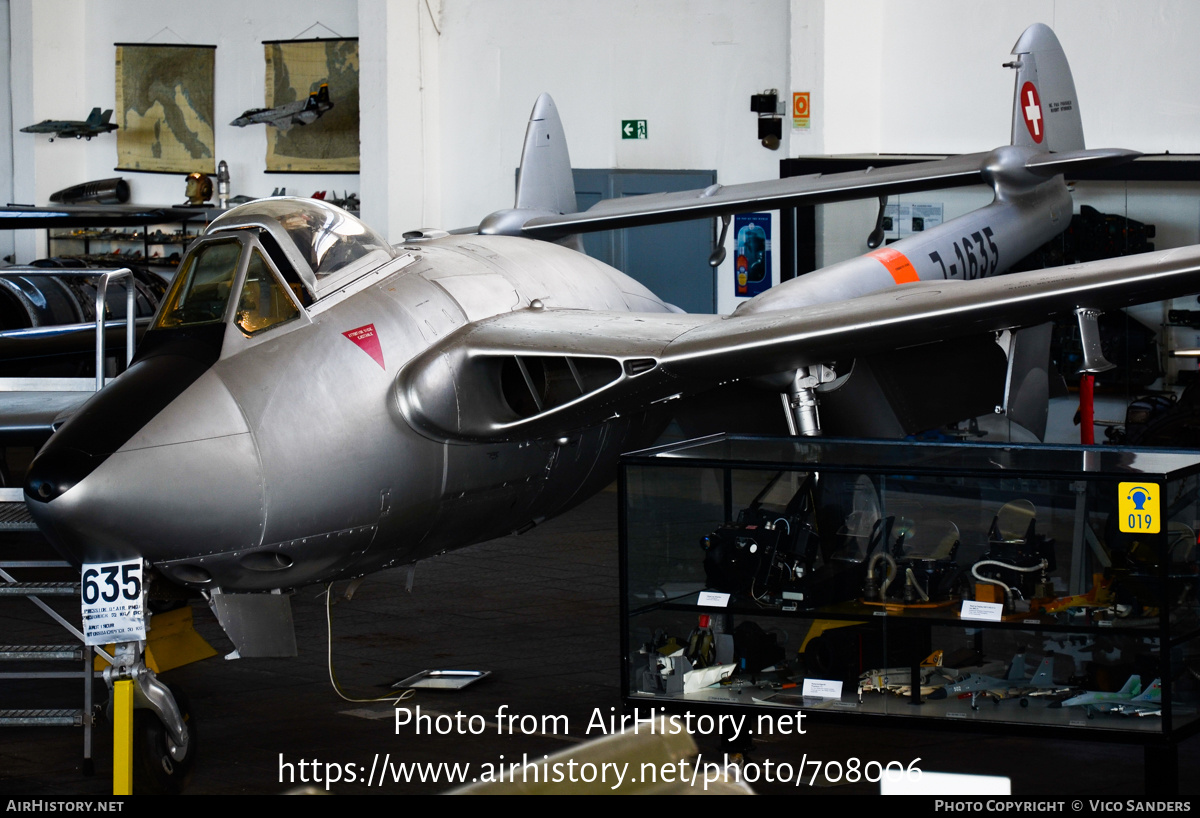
<box><xmin>867</xmin><ymin>247</ymin><xmax>919</xmax><ymax>284</ymax></box>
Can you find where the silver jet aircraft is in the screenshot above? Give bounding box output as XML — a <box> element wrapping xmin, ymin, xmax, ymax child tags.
<box><xmin>11</xmin><ymin>24</ymin><xmax>1200</xmax><ymax>788</ymax></box>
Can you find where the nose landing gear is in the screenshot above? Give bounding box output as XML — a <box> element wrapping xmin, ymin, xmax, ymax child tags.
<box><xmin>107</xmin><ymin>641</ymin><xmax>196</xmax><ymax>794</ymax></box>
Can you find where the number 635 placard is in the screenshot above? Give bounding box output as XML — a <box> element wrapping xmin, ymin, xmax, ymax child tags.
<box><xmin>81</xmin><ymin>558</ymin><xmax>146</xmax><ymax>645</ymax></box>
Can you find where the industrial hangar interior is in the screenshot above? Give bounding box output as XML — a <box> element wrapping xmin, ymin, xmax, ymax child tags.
<box><xmin>3</xmin><ymin>0</ymin><xmax>1200</xmax><ymax>798</ymax></box>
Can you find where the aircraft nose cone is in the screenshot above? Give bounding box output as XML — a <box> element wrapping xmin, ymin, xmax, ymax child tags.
<box><xmin>26</xmin><ymin>351</ymin><xmax>217</xmax><ymax>505</ymax></box>
<box><xmin>25</xmin><ymin>357</ymin><xmax>264</xmax><ymax>567</ymax></box>
<box><xmin>25</xmin><ymin>447</ymin><xmax>98</xmax><ymax>504</ymax></box>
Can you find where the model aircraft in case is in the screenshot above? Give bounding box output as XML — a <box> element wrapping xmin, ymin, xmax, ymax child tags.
<box><xmin>8</xmin><ymin>24</ymin><xmax>1200</xmax><ymax>789</ymax></box>
<box><xmin>1060</xmin><ymin>676</ymin><xmax>1163</xmax><ymax>718</ymax></box>
<box><xmin>929</xmin><ymin>654</ymin><xmax>1067</xmax><ymax>709</ymax></box>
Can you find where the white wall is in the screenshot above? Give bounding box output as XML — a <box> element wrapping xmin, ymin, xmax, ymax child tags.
<box><xmin>804</xmin><ymin>0</ymin><xmax>1200</xmax><ymax>287</ymax></box>
<box><xmin>0</xmin><ymin>0</ymin><xmax>14</xmax><ymax>264</ymax></box>
<box><xmin>358</xmin><ymin>0</ymin><xmax>440</xmax><ymax>241</ymax></box>
<box><xmin>10</xmin><ymin>0</ymin><xmax>1200</xmax><ymax>313</ymax></box>
<box><xmin>436</xmin><ymin>0</ymin><xmax>791</xmax><ymax>314</ymax></box>
<box><xmin>815</xmin><ymin>0</ymin><xmax>1200</xmax><ymax>156</ymax></box>
<box><xmin>10</xmin><ymin>0</ymin><xmax>360</xmax><ymax>259</ymax></box>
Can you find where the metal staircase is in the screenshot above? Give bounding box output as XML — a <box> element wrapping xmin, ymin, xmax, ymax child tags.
<box><xmin>0</xmin><ymin>268</ymin><xmax>137</xmax><ymax>775</ymax></box>
<box><xmin>0</xmin><ymin>489</ymin><xmax>101</xmax><ymax>772</ymax></box>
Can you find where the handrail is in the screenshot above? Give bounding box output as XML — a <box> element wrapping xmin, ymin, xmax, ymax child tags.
<box><xmin>0</xmin><ymin>267</ymin><xmax>135</xmax><ymax>391</ymax></box>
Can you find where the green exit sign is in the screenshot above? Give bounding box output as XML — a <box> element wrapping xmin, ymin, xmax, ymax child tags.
<box><xmin>621</xmin><ymin>120</ymin><xmax>647</xmax><ymax>139</ymax></box>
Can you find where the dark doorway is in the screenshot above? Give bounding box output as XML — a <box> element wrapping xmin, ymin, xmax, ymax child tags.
<box><xmin>573</xmin><ymin>169</ymin><xmax>717</xmax><ymax>313</ymax></box>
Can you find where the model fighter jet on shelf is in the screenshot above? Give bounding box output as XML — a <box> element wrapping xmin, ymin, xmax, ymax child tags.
<box><xmin>6</xmin><ymin>24</ymin><xmax>1200</xmax><ymax>789</ymax></box>
<box><xmin>20</xmin><ymin>107</ymin><xmax>118</xmax><ymax>141</ymax></box>
<box><xmin>230</xmin><ymin>83</ymin><xmax>334</xmax><ymax>131</ymax></box>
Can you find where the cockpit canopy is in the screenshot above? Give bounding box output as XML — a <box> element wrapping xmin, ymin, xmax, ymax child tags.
<box><xmin>152</xmin><ymin>234</ymin><xmax>305</xmax><ymax>338</ymax></box>
<box><xmin>206</xmin><ymin>197</ymin><xmax>399</xmax><ymax>300</ymax></box>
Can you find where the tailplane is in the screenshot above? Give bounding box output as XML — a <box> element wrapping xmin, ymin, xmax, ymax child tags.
<box><xmin>1008</xmin><ymin>23</ymin><xmax>1085</xmax><ymax>153</ymax></box>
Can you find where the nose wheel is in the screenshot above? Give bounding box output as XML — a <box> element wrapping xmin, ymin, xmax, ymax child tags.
<box><xmin>131</xmin><ymin>682</ymin><xmax>196</xmax><ymax>794</ymax></box>
<box><xmin>107</xmin><ymin>642</ymin><xmax>196</xmax><ymax>794</ymax></box>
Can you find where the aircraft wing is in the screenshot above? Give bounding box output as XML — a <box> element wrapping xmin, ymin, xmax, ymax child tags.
<box><xmin>397</xmin><ymin>244</ymin><xmax>1200</xmax><ymax>442</ymax></box>
<box><xmin>516</xmin><ymin>148</ymin><xmax>1137</xmax><ymax>239</ymax></box>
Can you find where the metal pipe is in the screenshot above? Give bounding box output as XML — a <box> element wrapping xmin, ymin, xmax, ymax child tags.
<box><xmin>0</xmin><ymin>267</ymin><xmax>135</xmax><ymax>391</ymax></box>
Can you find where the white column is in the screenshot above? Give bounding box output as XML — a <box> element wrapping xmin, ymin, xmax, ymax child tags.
<box><xmin>358</xmin><ymin>0</ymin><xmax>441</xmax><ymax>242</ymax></box>
<box><xmin>821</xmin><ymin>0</ymin><xmax>884</xmax><ymax>154</ymax></box>
<box><xmin>10</xmin><ymin>0</ymin><xmax>88</xmax><ymax>261</ymax></box>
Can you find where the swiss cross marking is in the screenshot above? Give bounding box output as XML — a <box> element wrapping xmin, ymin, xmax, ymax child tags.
<box><xmin>1020</xmin><ymin>81</ymin><xmax>1044</xmax><ymax>143</ymax></box>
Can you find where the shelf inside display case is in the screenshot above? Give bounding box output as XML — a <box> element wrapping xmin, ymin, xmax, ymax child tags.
<box><xmin>47</xmin><ymin>215</ymin><xmax>213</xmax><ymax>269</ymax></box>
<box><xmin>619</xmin><ymin>435</ymin><xmax>1200</xmax><ymax>742</ymax></box>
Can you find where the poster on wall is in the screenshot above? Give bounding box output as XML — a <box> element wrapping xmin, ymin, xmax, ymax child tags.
<box><xmin>114</xmin><ymin>44</ymin><xmax>216</xmax><ymax>174</ymax></box>
<box><xmin>883</xmin><ymin>202</ymin><xmax>944</xmax><ymax>240</ymax></box>
<box><xmin>734</xmin><ymin>213</ymin><xmax>772</xmax><ymax>298</ymax></box>
<box><xmin>263</xmin><ymin>38</ymin><xmax>360</xmax><ymax>173</ymax></box>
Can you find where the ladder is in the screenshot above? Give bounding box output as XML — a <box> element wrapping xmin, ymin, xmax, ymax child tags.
<box><xmin>0</xmin><ymin>488</ymin><xmax>109</xmax><ymax>774</ymax></box>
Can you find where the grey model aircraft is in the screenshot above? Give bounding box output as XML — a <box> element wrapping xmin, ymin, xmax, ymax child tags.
<box><xmin>1059</xmin><ymin>676</ymin><xmax>1163</xmax><ymax>718</ymax></box>
<box><xmin>10</xmin><ymin>23</ymin><xmax>1200</xmax><ymax>789</ymax></box>
<box><xmin>20</xmin><ymin>107</ymin><xmax>118</xmax><ymax>141</ymax></box>
<box><xmin>929</xmin><ymin>654</ymin><xmax>1065</xmax><ymax>709</ymax></box>
<box><xmin>230</xmin><ymin>83</ymin><xmax>334</xmax><ymax>131</ymax></box>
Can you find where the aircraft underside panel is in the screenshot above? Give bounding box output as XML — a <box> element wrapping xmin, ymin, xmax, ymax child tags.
<box><xmin>818</xmin><ymin>336</ymin><xmax>1008</xmax><ymax>438</ymax></box>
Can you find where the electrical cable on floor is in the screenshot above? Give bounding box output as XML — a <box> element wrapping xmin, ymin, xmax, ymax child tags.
<box><xmin>323</xmin><ymin>582</ymin><xmax>414</xmax><ymax>705</ymax></box>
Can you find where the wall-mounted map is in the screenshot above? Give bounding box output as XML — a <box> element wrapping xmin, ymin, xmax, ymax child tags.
<box><xmin>115</xmin><ymin>44</ymin><xmax>216</xmax><ymax>174</ymax></box>
<box><xmin>263</xmin><ymin>38</ymin><xmax>359</xmax><ymax>173</ymax></box>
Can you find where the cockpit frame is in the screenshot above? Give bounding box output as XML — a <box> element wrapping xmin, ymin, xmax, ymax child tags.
<box><xmin>205</xmin><ymin>197</ymin><xmax>401</xmax><ymax>303</ymax></box>
<box><xmin>154</xmin><ymin>230</ymin><xmax>313</xmax><ymax>357</ymax></box>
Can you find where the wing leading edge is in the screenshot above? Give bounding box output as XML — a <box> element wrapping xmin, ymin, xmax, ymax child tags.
<box><xmin>396</xmin><ymin>245</ymin><xmax>1200</xmax><ymax>442</ymax></box>
<box><xmin>508</xmin><ymin>147</ymin><xmax>1137</xmax><ymax>240</ymax></box>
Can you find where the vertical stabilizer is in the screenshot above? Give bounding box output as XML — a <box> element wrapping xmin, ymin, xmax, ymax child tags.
<box><xmin>515</xmin><ymin>94</ymin><xmax>577</xmax><ymax>215</ymax></box>
<box><xmin>1133</xmin><ymin>679</ymin><xmax>1162</xmax><ymax>703</ymax></box>
<box><xmin>1008</xmin><ymin>23</ymin><xmax>1085</xmax><ymax>153</ymax></box>
<box><xmin>1117</xmin><ymin>675</ymin><xmax>1142</xmax><ymax>696</ymax></box>
<box><xmin>1029</xmin><ymin>657</ymin><xmax>1056</xmax><ymax>688</ymax></box>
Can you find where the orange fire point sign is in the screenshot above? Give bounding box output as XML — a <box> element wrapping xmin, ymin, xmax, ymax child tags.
<box><xmin>793</xmin><ymin>92</ymin><xmax>810</xmax><ymax>129</ymax></box>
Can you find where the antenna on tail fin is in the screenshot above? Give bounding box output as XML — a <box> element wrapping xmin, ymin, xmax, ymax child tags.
<box><xmin>1007</xmin><ymin>23</ymin><xmax>1085</xmax><ymax>153</ymax></box>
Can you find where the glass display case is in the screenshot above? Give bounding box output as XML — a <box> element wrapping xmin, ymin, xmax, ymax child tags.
<box><xmin>620</xmin><ymin>435</ymin><xmax>1200</xmax><ymax>746</ymax></box>
<box><xmin>47</xmin><ymin>214</ymin><xmax>213</xmax><ymax>272</ymax></box>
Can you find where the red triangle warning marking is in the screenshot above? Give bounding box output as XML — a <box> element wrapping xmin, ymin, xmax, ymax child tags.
<box><xmin>342</xmin><ymin>323</ymin><xmax>385</xmax><ymax>369</ymax></box>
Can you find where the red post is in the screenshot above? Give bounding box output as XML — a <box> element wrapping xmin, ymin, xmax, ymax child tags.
<box><xmin>1080</xmin><ymin>373</ymin><xmax>1095</xmax><ymax>444</ymax></box>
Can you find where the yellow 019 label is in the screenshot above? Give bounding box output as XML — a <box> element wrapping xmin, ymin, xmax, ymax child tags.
<box><xmin>1118</xmin><ymin>481</ymin><xmax>1160</xmax><ymax>534</ymax></box>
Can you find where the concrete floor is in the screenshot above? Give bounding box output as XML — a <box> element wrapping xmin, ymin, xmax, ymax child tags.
<box><xmin>1</xmin><ymin>485</ymin><xmax>1198</xmax><ymax>796</ymax></box>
